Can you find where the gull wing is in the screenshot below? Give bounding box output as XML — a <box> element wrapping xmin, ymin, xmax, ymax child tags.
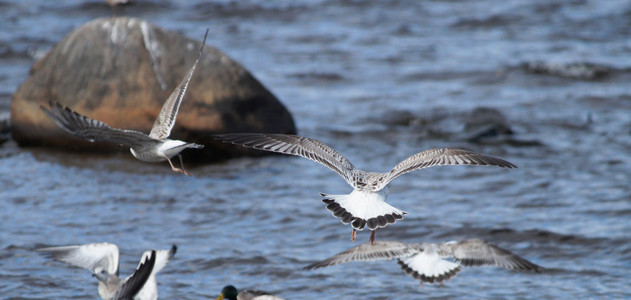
<box><xmin>149</xmin><ymin>29</ymin><xmax>208</xmax><ymax>139</ymax></box>
<box><xmin>134</xmin><ymin>245</ymin><xmax>177</xmax><ymax>299</ymax></box>
<box><xmin>376</xmin><ymin>148</ymin><xmax>517</xmax><ymax>190</ymax></box>
<box><xmin>215</xmin><ymin>133</ymin><xmax>358</xmax><ymax>188</ymax></box>
<box><xmin>304</xmin><ymin>241</ymin><xmax>413</xmax><ymax>269</ymax></box>
<box><xmin>114</xmin><ymin>250</ymin><xmax>156</xmax><ymax>300</ymax></box>
<box><xmin>37</xmin><ymin>242</ymin><xmax>120</xmax><ymax>275</ymax></box>
<box><xmin>41</xmin><ymin>101</ymin><xmax>160</xmax><ymax>149</ymax></box>
<box><xmin>438</xmin><ymin>239</ymin><xmax>543</xmax><ymax>272</ymax></box>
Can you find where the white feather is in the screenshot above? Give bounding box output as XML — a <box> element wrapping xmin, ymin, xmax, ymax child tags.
<box><xmin>401</xmin><ymin>246</ymin><xmax>460</xmax><ymax>279</ymax></box>
<box><xmin>328</xmin><ymin>189</ymin><xmax>404</xmax><ymax>223</ymax></box>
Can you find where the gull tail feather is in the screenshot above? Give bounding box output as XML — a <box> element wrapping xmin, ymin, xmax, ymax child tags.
<box><xmin>320</xmin><ymin>192</ymin><xmax>406</xmax><ymax>231</ymax></box>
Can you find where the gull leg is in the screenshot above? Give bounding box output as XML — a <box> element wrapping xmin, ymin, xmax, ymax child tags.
<box><xmin>177</xmin><ymin>154</ymin><xmax>191</xmax><ymax>176</ymax></box>
<box><xmin>351</xmin><ymin>228</ymin><xmax>357</xmax><ymax>242</ymax></box>
<box><xmin>166</xmin><ymin>156</ymin><xmax>190</xmax><ymax>176</ymax></box>
<box><xmin>369</xmin><ymin>230</ymin><xmax>376</xmax><ymax>245</ymax></box>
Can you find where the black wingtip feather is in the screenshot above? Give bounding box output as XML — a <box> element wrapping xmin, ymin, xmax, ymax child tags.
<box><xmin>200</xmin><ymin>28</ymin><xmax>209</xmax><ymax>56</ymax></box>
<box><xmin>115</xmin><ymin>250</ymin><xmax>156</xmax><ymax>300</ymax></box>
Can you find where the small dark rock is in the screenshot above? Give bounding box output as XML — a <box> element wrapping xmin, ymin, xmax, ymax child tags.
<box><xmin>0</xmin><ymin>111</ymin><xmax>10</xmax><ymax>145</ymax></box>
<box><xmin>464</xmin><ymin>107</ymin><xmax>513</xmax><ymax>143</ymax></box>
<box><xmin>522</xmin><ymin>60</ymin><xmax>613</xmax><ymax>80</ymax></box>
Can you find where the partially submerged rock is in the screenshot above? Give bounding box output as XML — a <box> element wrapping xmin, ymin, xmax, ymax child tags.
<box><xmin>0</xmin><ymin>111</ymin><xmax>10</xmax><ymax>145</ymax></box>
<box><xmin>463</xmin><ymin>107</ymin><xmax>513</xmax><ymax>143</ymax></box>
<box><xmin>11</xmin><ymin>17</ymin><xmax>296</xmax><ymax>161</ymax></box>
<box><xmin>373</xmin><ymin>107</ymin><xmax>542</xmax><ymax>147</ymax></box>
<box><xmin>522</xmin><ymin>61</ymin><xmax>613</xmax><ymax>80</ymax></box>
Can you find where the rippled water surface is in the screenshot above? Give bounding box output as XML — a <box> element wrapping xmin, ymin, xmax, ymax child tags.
<box><xmin>1</xmin><ymin>0</ymin><xmax>630</xmax><ymax>299</ymax></box>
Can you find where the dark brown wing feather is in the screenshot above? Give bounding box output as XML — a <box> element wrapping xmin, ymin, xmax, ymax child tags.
<box><xmin>304</xmin><ymin>241</ymin><xmax>413</xmax><ymax>269</ymax></box>
<box><xmin>441</xmin><ymin>239</ymin><xmax>543</xmax><ymax>272</ymax></box>
<box><xmin>41</xmin><ymin>101</ymin><xmax>160</xmax><ymax>149</ymax></box>
<box><xmin>377</xmin><ymin>148</ymin><xmax>516</xmax><ymax>190</ymax></box>
<box><xmin>149</xmin><ymin>29</ymin><xmax>208</xmax><ymax>139</ymax></box>
<box><xmin>215</xmin><ymin>133</ymin><xmax>358</xmax><ymax>187</ymax></box>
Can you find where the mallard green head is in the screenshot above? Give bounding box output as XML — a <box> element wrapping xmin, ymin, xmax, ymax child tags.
<box><xmin>216</xmin><ymin>285</ymin><xmax>238</xmax><ymax>300</ymax></box>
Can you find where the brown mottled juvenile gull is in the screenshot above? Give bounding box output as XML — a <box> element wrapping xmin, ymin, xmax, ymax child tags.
<box><xmin>304</xmin><ymin>239</ymin><xmax>543</xmax><ymax>287</ymax></box>
<box><xmin>214</xmin><ymin>133</ymin><xmax>516</xmax><ymax>243</ymax></box>
<box><xmin>38</xmin><ymin>243</ymin><xmax>177</xmax><ymax>300</ymax></box>
<box><xmin>40</xmin><ymin>29</ymin><xmax>209</xmax><ymax>176</ymax></box>
<box><xmin>216</xmin><ymin>285</ymin><xmax>286</xmax><ymax>300</ymax></box>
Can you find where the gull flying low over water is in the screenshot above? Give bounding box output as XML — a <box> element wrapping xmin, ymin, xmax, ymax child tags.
<box><xmin>38</xmin><ymin>243</ymin><xmax>177</xmax><ymax>300</ymax></box>
<box><xmin>304</xmin><ymin>239</ymin><xmax>543</xmax><ymax>287</ymax></box>
<box><xmin>216</xmin><ymin>285</ymin><xmax>286</xmax><ymax>300</ymax></box>
<box><xmin>214</xmin><ymin>133</ymin><xmax>516</xmax><ymax>243</ymax></box>
<box><xmin>40</xmin><ymin>29</ymin><xmax>209</xmax><ymax>176</ymax></box>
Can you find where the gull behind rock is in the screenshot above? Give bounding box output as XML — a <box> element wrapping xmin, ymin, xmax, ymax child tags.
<box><xmin>105</xmin><ymin>0</ymin><xmax>132</xmax><ymax>16</ymax></box>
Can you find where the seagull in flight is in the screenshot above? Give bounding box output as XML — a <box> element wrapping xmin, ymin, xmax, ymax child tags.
<box><xmin>214</xmin><ymin>133</ymin><xmax>516</xmax><ymax>243</ymax></box>
<box><xmin>40</xmin><ymin>29</ymin><xmax>209</xmax><ymax>176</ymax></box>
<box><xmin>38</xmin><ymin>243</ymin><xmax>177</xmax><ymax>300</ymax></box>
<box><xmin>304</xmin><ymin>239</ymin><xmax>543</xmax><ymax>287</ymax></box>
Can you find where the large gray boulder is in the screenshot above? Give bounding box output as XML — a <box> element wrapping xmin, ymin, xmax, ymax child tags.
<box><xmin>11</xmin><ymin>17</ymin><xmax>296</xmax><ymax>161</ymax></box>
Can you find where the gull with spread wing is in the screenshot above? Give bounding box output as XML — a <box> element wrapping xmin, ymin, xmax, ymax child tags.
<box><xmin>40</xmin><ymin>29</ymin><xmax>209</xmax><ymax>176</ymax></box>
<box><xmin>304</xmin><ymin>239</ymin><xmax>543</xmax><ymax>287</ymax></box>
<box><xmin>215</xmin><ymin>133</ymin><xmax>516</xmax><ymax>243</ymax></box>
<box><xmin>38</xmin><ymin>243</ymin><xmax>177</xmax><ymax>300</ymax></box>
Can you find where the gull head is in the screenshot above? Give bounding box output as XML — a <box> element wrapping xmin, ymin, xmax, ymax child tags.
<box><xmin>92</xmin><ymin>267</ymin><xmax>113</xmax><ymax>283</ymax></box>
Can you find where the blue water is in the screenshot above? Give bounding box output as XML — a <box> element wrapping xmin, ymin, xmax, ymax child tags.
<box><xmin>1</xmin><ymin>0</ymin><xmax>630</xmax><ymax>299</ymax></box>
